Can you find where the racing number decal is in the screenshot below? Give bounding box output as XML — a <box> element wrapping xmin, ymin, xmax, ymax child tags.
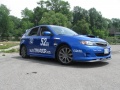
<box><xmin>41</xmin><ymin>38</ymin><xmax>47</xmax><ymax>46</ymax></box>
<box><xmin>40</xmin><ymin>38</ymin><xmax>49</xmax><ymax>46</ymax></box>
<box><xmin>29</xmin><ymin>38</ymin><xmax>51</xmax><ymax>54</ymax></box>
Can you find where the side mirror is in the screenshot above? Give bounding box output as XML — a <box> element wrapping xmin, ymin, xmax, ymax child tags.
<box><xmin>43</xmin><ymin>31</ymin><xmax>52</xmax><ymax>36</ymax></box>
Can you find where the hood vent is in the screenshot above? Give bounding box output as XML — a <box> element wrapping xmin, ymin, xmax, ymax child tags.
<box><xmin>87</xmin><ymin>35</ymin><xmax>96</xmax><ymax>38</ymax></box>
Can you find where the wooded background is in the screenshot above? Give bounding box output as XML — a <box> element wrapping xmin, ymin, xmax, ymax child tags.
<box><xmin>0</xmin><ymin>0</ymin><xmax>120</xmax><ymax>42</ymax></box>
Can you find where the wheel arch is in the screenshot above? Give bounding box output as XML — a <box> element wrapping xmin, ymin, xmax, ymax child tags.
<box><xmin>55</xmin><ymin>42</ymin><xmax>72</xmax><ymax>58</ymax></box>
<box><xmin>20</xmin><ymin>44</ymin><xmax>26</xmax><ymax>55</ymax></box>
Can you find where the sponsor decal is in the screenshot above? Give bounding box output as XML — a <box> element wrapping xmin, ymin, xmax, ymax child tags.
<box><xmin>54</xmin><ymin>38</ymin><xmax>60</xmax><ymax>40</ymax></box>
<box><xmin>93</xmin><ymin>49</ymin><xmax>102</xmax><ymax>52</ymax></box>
<box><xmin>29</xmin><ymin>38</ymin><xmax>34</xmax><ymax>44</ymax></box>
<box><xmin>73</xmin><ymin>49</ymin><xmax>82</xmax><ymax>53</ymax></box>
<box><xmin>54</xmin><ymin>43</ymin><xmax>58</xmax><ymax>46</ymax></box>
<box><xmin>40</xmin><ymin>38</ymin><xmax>49</xmax><ymax>46</ymax></box>
<box><xmin>29</xmin><ymin>48</ymin><xmax>51</xmax><ymax>54</ymax></box>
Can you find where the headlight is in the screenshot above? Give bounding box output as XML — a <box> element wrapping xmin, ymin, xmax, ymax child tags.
<box><xmin>80</xmin><ymin>41</ymin><xmax>96</xmax><ymax>46</ymax></box>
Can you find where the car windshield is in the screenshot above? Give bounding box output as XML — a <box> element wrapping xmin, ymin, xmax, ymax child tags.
<box><xmin>50</xmin><ymin>26</ymin><xmax>78</xmax><ymax>36</ymax></box>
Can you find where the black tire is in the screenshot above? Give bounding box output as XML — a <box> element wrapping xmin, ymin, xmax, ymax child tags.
<box><xmin>20</xmin><ymin>45</ymin><xmax>29</xmax><ymax>58</ymax></box>
<box><xmin>57</xmin><ymin>45</ymin><xmax>73</xmax><ymax>65</ymax></box>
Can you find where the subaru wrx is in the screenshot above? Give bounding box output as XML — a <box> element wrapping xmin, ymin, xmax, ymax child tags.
<box><xmin>20</xmin><ymin>25</ymin><xmax>111</xmax><ymax>64</ymax></box>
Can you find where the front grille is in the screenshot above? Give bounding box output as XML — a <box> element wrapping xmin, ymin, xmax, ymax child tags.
<box><xmin>96</xmin><ymin>42</ymin><xmax>107</xmax><ymax>47</ymax></box>
<box><xmin>95</xmin><ymin>53</ymin><xmax>110</xmax><ymax>56</ymax></box>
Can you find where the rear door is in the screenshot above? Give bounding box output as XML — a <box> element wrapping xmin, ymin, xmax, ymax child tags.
<box><xmin>27</xmin><ymin>27</ymin><xmax>40</xmax><ymax>54</ymax></box>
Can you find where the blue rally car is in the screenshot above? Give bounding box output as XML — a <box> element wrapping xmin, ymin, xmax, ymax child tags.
<box><xmin>20</xmin><ymin>25</ymin><xmax>111</xmax><ymax>64</ymax></box>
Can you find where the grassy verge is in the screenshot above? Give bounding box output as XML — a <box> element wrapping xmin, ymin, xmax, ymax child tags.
<box><xmin>105</xmin><ymin>37</ymin><xmax>120</xmax><ymax>45</ymax></box>
<box><xmin>0</xmin><ymin>49</ymin><xmax>19</xmax><ymax>53</ymax></box>
<box><xmin>0</xmin><ymin>41</ymin><xmax>19</xmax><ymax>49</ymax></box>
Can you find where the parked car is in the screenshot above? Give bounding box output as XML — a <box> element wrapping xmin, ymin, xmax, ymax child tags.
<box><xmin>20</xmin><ymin>25</ymin><xmax>111</xmax><ymax>64</ymax></box>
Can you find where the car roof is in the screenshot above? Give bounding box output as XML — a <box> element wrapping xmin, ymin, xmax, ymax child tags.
<box><xmin>35</xmin><ymin>25</ymin><xmax>61</xmax><ymax>27</ymax></box>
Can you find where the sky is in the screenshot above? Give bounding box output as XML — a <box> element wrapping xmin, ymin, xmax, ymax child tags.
<box><xmin>0</xmin><ymin>0</ymin><xmax>120</xmax><ymax>19</ymax></box>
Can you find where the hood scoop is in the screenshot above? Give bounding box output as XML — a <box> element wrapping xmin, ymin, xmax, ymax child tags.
<box><xmin>87</xmin><ymin>35</ymin><xmax>96</xmax><ymax>38</ymax></box>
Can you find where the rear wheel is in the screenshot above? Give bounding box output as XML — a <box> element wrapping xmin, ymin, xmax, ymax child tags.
<box><xmin>57</xmin><ymin>45</ymin><xmax>73</xmax><ymax>65</ymax></box>
<box><xmin>20</xmin><ymin>46</ymin><xmax>29</xmax><ymax>58</ymax></box>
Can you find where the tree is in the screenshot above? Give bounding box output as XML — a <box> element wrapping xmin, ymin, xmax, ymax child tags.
<box><xmin>33</xmin><ymin>6</ymin><xmax>47</xmax><ymax>25</ymax></box>
<box><xmin>88</xmin><ymin>8</ymin><xmax>109</xmax><ymax>37</ymax></box>
<box><xmin>9</xmin><ymin>16</ymin><xmax>21</xmax><ymax>36</ymax></box>
<box><xmin>37</xmin><ymin>0</ymin><xmax>72</xmax><ymax>22</ymax></box>
<box><xmin>21</xmin><ymin>8</ymin><xmax>34</xmax><ymax>35</ymax></box>
<box><xmin>21</xmin><ymin>8</ymin><xmax>34</xmax><ymax>20</ymax></box>
<box><xmin>73</xmin><ymin>6</ymin><xmax>89</xmax><ymax>25</ymax></box>
<box><xmin>111</xmin><ymin>18</ymin><xmax>120</xmax><ymax>31</ymax></box>
<box><xmin>21</xmin><ymin>20</ymin><xmax>34</xmax><ymax>30</ymax></box>
<box><xmin>0</xmin><ymin>2</ymin><xmax>119</xmax><ymax>40</ymax></box>
<box><xmin>89</xmin><ymin>8</ymin><xmax>105</xmax><ymax>30</ymax></box>
<box><xmin>72</xmin><ymin>19</ymin><xmax>91</xmax><ymax>35</ymax></box>
<box><xmin>93</xmin><ymin>29</ymin><xmax>109</xmax><ymax>38</ymax></box>
<box><xmin>0</xmin><ymin>4</ymin><xmax>10</xmax><ymax>40</ymax></box>
<box><xmin>37</xmin><ymin>0</ymin><xmax>70</xmax><ymax>13</ymax></box>
<box><xmin>39</xmin><ymin>11</ymin><xmax>71</xmax><ymax>27</ymax></box>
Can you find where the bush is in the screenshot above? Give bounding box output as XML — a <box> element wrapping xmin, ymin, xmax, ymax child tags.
<box><xmin>105</xmin><ymin>36</ymin><xmax>120</xmax><ymax>44</ymax></box>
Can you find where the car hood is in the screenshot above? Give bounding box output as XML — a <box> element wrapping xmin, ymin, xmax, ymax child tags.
<box><xmin>59</xmin><ymin>35</ymin><xmax>106</xmax><ymax>42</ymax></box>
<box><xmin>74</xmin><ymin>35</ymin><xmax>105</xmax><ymax>42</ymax></box>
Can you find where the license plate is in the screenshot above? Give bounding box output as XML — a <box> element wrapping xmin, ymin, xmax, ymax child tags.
<box><xmin>104</xmin><ymin>48</ymin><xmax>109</xmax><ymax>54</ymax></box>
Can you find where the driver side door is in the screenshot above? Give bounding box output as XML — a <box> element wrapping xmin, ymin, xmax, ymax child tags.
<box><xmin>34</xmin><ymin>26</ymin><xmax>55</xmax><ymax>57</ymax></box>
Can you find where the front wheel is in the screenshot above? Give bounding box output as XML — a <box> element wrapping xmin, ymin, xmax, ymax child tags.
<box><xmin>57</xmin><ymin>45</ymin><xmax>73</xmax><ymax>65</ymax></box>
<box><xmin>20</xmin><ymin>46</ymin><xmax>29</xmax><ymax>58</ymax></box>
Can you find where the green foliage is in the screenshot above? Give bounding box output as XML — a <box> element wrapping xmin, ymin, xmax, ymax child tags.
<box><xmin>73</xmin><ymin>6</ymin><xmax>90</xmax><ymax>25</ymax></box>
<box><xmin>21</xmin><ymin>8</ymin><xmax>33</xmax><ymax>19</ymax></box>
<box><xmin>39</xmin><ymin>11</ymin><xmax>71</xmax><ymax>27</ymax></box>
<box><xmin>72</xmin><ymin>19</ymin><xmax>91</xmax><ymax>35</ymax></box>
<box><xmin>89</xmin><ymin>8</ymin><xmax>105</xmax><ymax>30</ymax></box>
<box><xmin>106</xmin><ymin>36</ymin><xmax>120</xmax><ymax>44</ymax></box>
<box><xmin>0</xmin><ymin>0</ymin><xmax>120</xmax><ymax>42</ymax></box>
<box><xmin>33</xmin><ymin>7</ymin><xmax>47</xmax><ymax>25</ymax></box>
<box><xmin>21</xmin><ymin>20</ymin><xmax>34</xmax><ymax>30</ymax></box>
<box><xmin>93</xmin><ymin>29</ymin><xmax>108</xmax><ymax>38</ymax></box>
<box><xmin>37</xmin><ymin>0</ymin><xmax>72</xmax><ymax>21</ymax></box>
<box><xmin>0</xmin><ymin>4</ymin><xmax>10</xmax><ymax>40</ymax></box>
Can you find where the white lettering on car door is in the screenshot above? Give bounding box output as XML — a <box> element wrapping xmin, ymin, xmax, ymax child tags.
<box><xmin>40</xmin><ymin>38</ymin><xmax>49</xmax><ymax>46</ymax></box>
<box><xmin>29</xmin><ymin>48</ymin><xmax>51</xmax><ymax>54</ymax></box>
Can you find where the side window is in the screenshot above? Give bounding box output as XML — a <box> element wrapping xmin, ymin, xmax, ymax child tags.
<box><xmin>40</xmin><ymin>26</ymin><xmax>51</xmax><ymax>36</ymax></box>
<box><xmin>25</xmin><ymin>29</ymin><xmax>30</xmax><ymax>36</ymax></box>
<box><xmin>28</xmin><ymin>27</ymin><xmax>39</xmax><ymax>36</ymax></box>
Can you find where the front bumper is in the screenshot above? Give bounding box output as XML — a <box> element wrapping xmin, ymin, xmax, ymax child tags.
<box><xmin>72</xmin><ymin>45</ymin><xmax>111</xmax><ymax>62</ymax></box>
<box><xmin>85</xmin><ymin>57</ymin><xmax>111</xmax><ymax>62</ymax></box>
<box><xmin>73</xmin><ymin>55</ymin><xmax>111</xmax><ymax>62</ymax></box>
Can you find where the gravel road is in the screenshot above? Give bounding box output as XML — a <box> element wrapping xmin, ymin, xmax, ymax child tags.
<box><xmin>0</xmin><ymin>45</ymin><xmax>120</xmax><ymax>90</ymax></box>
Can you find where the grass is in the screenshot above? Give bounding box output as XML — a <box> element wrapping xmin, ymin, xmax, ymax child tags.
<box><xmin>0</xmin><ymin>49</ymin><xmax>19</xmax><ymax>53</ymax></box>
<box><xmin>0</xmin><ymin>41</ymin><xmax>19</xmax><ymax>49</ymax></box>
